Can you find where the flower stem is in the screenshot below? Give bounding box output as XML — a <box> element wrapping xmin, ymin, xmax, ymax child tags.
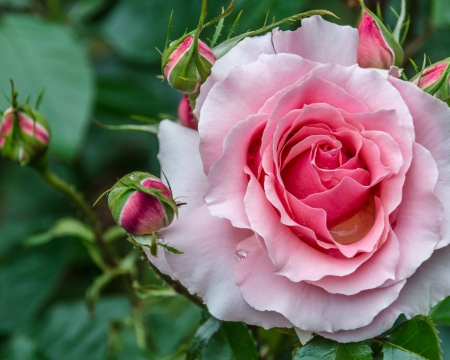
<box><xmin>38</xmin><ymin>168</ymin><xmax>118</xmax><ymax>267</ymax></box>
<box><xmin>147</xmin><ymin>260</ymin><xmax>205</xmax><ymax>309</ymax></box>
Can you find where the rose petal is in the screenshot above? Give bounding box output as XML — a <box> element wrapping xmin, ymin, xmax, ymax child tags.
<box><xmin>234</xmin><ymin>236</ymin><xmax>405</xmax><ymax>332</ymax></box>
<box><xmin>161</xmin><ymin>204</ymin><xmax>292</xmax><ymax>328</ymax></box>
<box><xmin>157</xmin><ymin>120</ymin><xmax>207</xmax><ymax>215</ymax></box>
<box><xmin>272</xmin><ymin>15</ymin><xmax>359</xmax><ymax>66</ymax></box>
<box><xmin>389</xmin><ymin>77</ymin><xmax>450</xmax><ymax>248</ymax></box>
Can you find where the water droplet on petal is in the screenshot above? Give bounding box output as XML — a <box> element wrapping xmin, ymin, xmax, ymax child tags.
<box><xmin>235</xmin><ymin>250</ymin><xmax>248</xmax><ymax>262</ymax></box>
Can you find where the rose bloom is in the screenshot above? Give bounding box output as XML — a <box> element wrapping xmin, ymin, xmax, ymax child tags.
<box><xmin>147</xmin><ymin>16</ymin><xmax>450</xmax><ymax>342</ymax></box>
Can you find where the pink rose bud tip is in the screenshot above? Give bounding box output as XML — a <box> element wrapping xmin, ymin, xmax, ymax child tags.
<box><xmin>108</xmin><ymin>172</ymin><xmax>176</xmax><ymax>236</ymax></box>
<box><xmin>357</xmin><ymin>12</ymin><xmax>394</xmax><ymax>69</ymax></box>
<box><xmin>177</xmin><ymin>95</ymin><xmax>197</xmax><ymax>130</ymax></box>
<box><xmin>163</xmin><ymin>35</ymin><xmax>216</xmax><ymax>94</ymax></box>
<box><xmin>414</xmin><ymin>62</ymin><xmax>449</xmax><ymax>90</ymax></box>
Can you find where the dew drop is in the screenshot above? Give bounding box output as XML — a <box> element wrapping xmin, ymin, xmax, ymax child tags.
<box><xmin>235</xmin><ymin>250</ymin><xmax>248</xmax><ymax>261</ymax></box>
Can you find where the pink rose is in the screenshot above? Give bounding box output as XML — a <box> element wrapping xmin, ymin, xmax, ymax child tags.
<box><xmin>148</xmin><ymin>16</ymin><xmax>450</xmax><ymax>342</ymax></box>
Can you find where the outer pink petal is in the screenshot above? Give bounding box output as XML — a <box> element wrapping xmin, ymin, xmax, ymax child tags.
<box><xmin>205</xmin><ymin>114</ymin><xmax>268</xmax><ymax>228</ymax></box>
<box><xmin>272</xmin><ymin>15</ymin><xmax>359</xmax><ymax>66</ymax></box>
<box><xmin>234</xmin><ymin>236</ymin><xmax>405</xmax><ymax>332</ymax></box>
<box><xmin>157</xmin><ymin>120</ymin><xmax>207</xmax><ymax>215</ymax></box>
<box><xmin>245</xmin><ymin>174</ymin><xmax>375</xmax><ymax>281</ymax></box>
<box><xmin>389</xmin><ymin>143</ymin><xmax>442</xmax><ymax>282</ymax></box>
<box><xmin>389</xmin><ymin>77</ymin><xmax>450</xmax><ymax>248</ymax></box>
<box><xmin>194</xmin><ymin>32</ymin><xmax>275</xmax><ymax>119</ymax></box>
<box><xmin>321</xmin><ymin>245</ymin><xmax>450</xmax><ymax>342</ymax></box>
<box><xmin>199</xmin><ymin>54</ymin><xmax>318</xmax><ymax>173</ymax></box>
<box><xmin>161</xmin><ymin>204</ymin><xmax>292</xmax><ymax>328</ymax></box>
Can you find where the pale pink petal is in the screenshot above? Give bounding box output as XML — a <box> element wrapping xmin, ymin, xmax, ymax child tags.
<box><xmin>205</xmin><ymin>114</ymin><xmax>268</xmax><ymax>228</ymax></box>
<box><xmin>194</xmin><ymin>32</ymin><xmax>275</xmax><ymax>119</ymax></box>
<box><xmin>321</xmin><ymin>245</ymin><xmax>450</xmax><ymax>342</ymax></box>
<box><xmin>272</xmin><ymin>15</ymin><xmax>359</xmax><ymax>66</ymax></box>
<box><xmin>389</xmin><ymin>77</ymin><xmax>450</xmax><ymax>248</ymax></box>
<box><xmin>161</xmin><ymin>204</ymin><xmax>292</xmax><ymax>328</ymax></box>
<box><xmin>199</xmin><ymin>54</ymin><xmax>318</xmax><ymax>173</ymax></box>
<box><xmin>157</xmin><ymin>120</ymin><xmax>207</xmax><ymax>215</ymax></box>
<box><xmin>308</xmin><ymin>228</ymin><xmax>399</xmax><ymax>295</ymax></box>
<box><xmin>234</xmin><ymin>236</ymin><xmax>405</xmax><ymax>332</ymax></box>
<box><xmin>389</xmin><ymin>143</ymin><xmax>442</xmax><ymax>281</ymax></box>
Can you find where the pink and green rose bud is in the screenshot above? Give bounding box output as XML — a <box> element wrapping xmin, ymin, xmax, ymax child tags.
<box><xmin>357</xmin><ymin>6</ymin><xmax>404</xmax><ymax>69</ymax></box>
<box><xmin>178</xmin><ymin>95</ymin><xmax>197</xmax><ymax>130</ymax></box>
<box><xmin>162</xmin><ymin>35</ymin><xmax>216</xmax><ymax>94</ymax></box>
<box><xmin>412</xmin><ymin>60</ymin><xmax>450</xmax><ymax>103</ymax></box>
<box><xmin>108</xmin><ymin>172</ymin><xmax>177</xmax><ymax>235</ymax></box>
<box><xmin>0</xmin><ymin>107</ymin><xmax>50</xmax><ymax>165</ymax></box>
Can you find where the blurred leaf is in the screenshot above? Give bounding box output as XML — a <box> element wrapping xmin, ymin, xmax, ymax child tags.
<box><xmin>430</xmin><ymin>296</ymin><xmax>450</xmax><ymax>325</ymax></box>
<box><xmin>432</xmin><ymin>0</ymin><xmax>450</xmax><ymax>27</ymax></box>
<box><xmin>104</xmin><ymin>226</ymin><xmax>127</xmax><ymax>242</ymax></box>
<box><xmin>36</xmin><ymin>297</ymin><xmax>131</xmax><ymax>360</ymax></box>
<box><xmin>0</xmin><ymin>15</ymin><xmax>94</xmax><ymax>160</ymax></box>
<box><xmin>293</xmin><ymin>335</ymin><xmax>372</xmax><ymax>360</ymax></box>
<box><xmin>0</xmin><ymin>242</ymin><xmax>71</xmax><ymax>333</ymax></box>
<box><xmin>380</xmin><ymin>316</ymin><xmax>442</xmax><ymax>360</ymax></box>
<box><xmin>0</xmin><ymin>333</ymin><xmax>43</xmax><ymax>360</ymax></box>
<box><xmin>0</xmin><ymin>0</ymin><xmax>30</xmax><ymax>7</ymax></box>
<box><xmin>201</xmin><ymin>322</ymin><xmax>259</xmax><ymax>360</ymax></box>
<box><xmin>94</xmin><ymin>120</ymin><xmax>159</xmax><ymax>134</ymax></box>
<box><xmin>146</xmin><ymin>296</ymin><xmax>202</xmax><ymax>355</ymax></box>
<box><xmin>24</xmin><ymin>217</ymin><xmax>94</xmax><ymax>246</ymax></box>
<box><xmin>132</xmin><ymin>281</ymin><xmax>176</xmax><ymax>300</ymax></box>
<box><xmin>186</xmin><ymin>317</ymin><xmax>222</xmax><ymax>360</ymax></box>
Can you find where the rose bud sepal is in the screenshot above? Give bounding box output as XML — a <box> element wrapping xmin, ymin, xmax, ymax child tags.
<box><xmin>0</xmin><ymin>106</ymin><xmax>50</xmax><ymax>166</ymax></box>
<box><xmin>357</xmin><ymin>0</ymin><xmax>404</xmax><ymax>69</ymax></box>
<box><xmin>162</xmin><ymin>35</ymin><xmax>216</xmax><ymax>94</ymax></box>
<box><xmin>107</xmin><ymin>172</ymin><xmax>178</xmax><ymax>237</ymax></box>
<box><xmin>412</xmin><ymin>59</ymin><xmax>450</xmax><ymax>104</ymax></box>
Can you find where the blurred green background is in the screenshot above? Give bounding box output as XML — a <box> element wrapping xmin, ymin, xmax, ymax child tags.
<box><xmin>0</xmin><ymin>0</ymin><xmax>449</xmax><ymax>359</ymax></box>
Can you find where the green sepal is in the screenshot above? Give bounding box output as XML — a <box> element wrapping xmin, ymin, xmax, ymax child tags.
<box><xmin>359</xmin><ymin>0</ymin><xmax>404</xmax><ymax>67</ymax></box>
<box><xmin>411</xmin><ymin>58</ymin><xmax>450</xmax><ymax>98</ymax></box>
<box><xmin>128</xmin><ymin>234</ymin><xmax>184</xmax><ymax>256</ymax></box>
<box><xmin>212</xmin><ymin>9</ymin><xmax>337</xmax><ymax>59</ymax></box>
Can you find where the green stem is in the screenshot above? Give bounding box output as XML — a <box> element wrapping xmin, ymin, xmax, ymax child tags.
<box><xmin>147</xmin><ymin>260</ymin><xmax>205</xmax><ymax>309</ymax></box>
<box><xmin>38</xmin><ymin>168</ymin><xmax>118</xmax><ymax>267</ymax></box>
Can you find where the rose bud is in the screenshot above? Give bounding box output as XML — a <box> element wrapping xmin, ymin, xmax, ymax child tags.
<box><xmin>162</xmin><ymin>35</ymin><xmax>216</xmax><ymax>94</ymax></box>
<box><xmin>178</xmin><ymin>95</ymin><xmax>197</xmax><ymax>130</ymax></box>
<box><xmin>357</xmin><ymin>7</ymin><xmax>404</xmax><ymax>69</ymax></box>
<box><xmin>412</xmin><ymin>60</ymin><xmax>450</xmax><ymax>102</ymax></box>
<box><xmin>107</xmin><ymin>172</ymin><xmax>177</xmax><ymax>235</ymax></box>
<box><xmin>0</xmin><ymin>107</ymin><xmax>50</xmax><ymax>165</ymax></box>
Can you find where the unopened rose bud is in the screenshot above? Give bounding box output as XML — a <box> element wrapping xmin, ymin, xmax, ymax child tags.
<box><xmin>412</xmin><ymin>60</ymin><xmax>450</xmax><ymax>103</ymax></box>
<box><xmin>108</xmin><ymin>172</ymin><xmax>176</xmax><ymax>235</ymax></box>
<box><xmin>0</xmin><ymin>107</ymin><xmax>50</xmax><ymax>165</ymax></box>
<box><xmin>162</xmin><ymin>35</ymin><xmax>216</xmax><ymax>94</ymax></box>
<box><xmin>357</xmin><ymin>10</ymin><xmax>404</xmax><ymax>69</ymax></box>
<box><xmin>178</xmin><ymin>95</ymin><xmax>197</xmax><ymax>130</ymax></box>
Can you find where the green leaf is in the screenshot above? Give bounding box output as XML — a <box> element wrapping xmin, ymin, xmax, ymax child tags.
<box><xmin>104</xmin><ymin>226</ymin><xmax>127</xmax><ymax>242</ymax></box>
<box><xmin>293</xmin><ymin>336</ymin><xmax>372</xmax><ymax>360</ymax></box>
<box><xmin>202</xmin><ymin>322</ymin><xmax>259</xmax><ymax>360</ymax></box>
<box><xmin>187</xmin><ymin>317</ymin><xmax>223</xmax><ymax>360</ymax></box>
<box><xmin>432</xmin><ymin>0</ymin><xmax>450</xmax><ymax>27</ymax></box>
<box><xmin>132</xmin><ymin>280</ymin><xmax>177</xmax><ymax>300</ymax></box>
<box><xmin>93</xmin><ymin>119</ymin><xmax>159</xmax><ymax>134</ymax></box>
<box><xmin>0</xmin><ymin>333</ymin><xmax>42</xmax><ymax>360</ymax></box>
<box><xmin>380</xmin><ymin>316</ymin><xmax>442</xmax><ymax>360</ymax></box>
<box><xmin>36</xmin><ymin>297</ymin><xmax>131</xmax><ymax>360</ymax></box>
<box><xmin>0</xmin><ymin>15</ymin><xmax>94</xmax><ymax>160</ymax></box>
<box><xmin>430</xmin><ymin>296</ymin><xmax>450</xmax><ymax>325</ymax></box>
<box><xmin>24</xmin><ymin>217</ymin><xmax>94</xmax><ymax>246</ymax></box>
<box><xmin>0</xmin><ymin>242</ymin><xmax>71</xmax><ymax>333</ymax></box>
